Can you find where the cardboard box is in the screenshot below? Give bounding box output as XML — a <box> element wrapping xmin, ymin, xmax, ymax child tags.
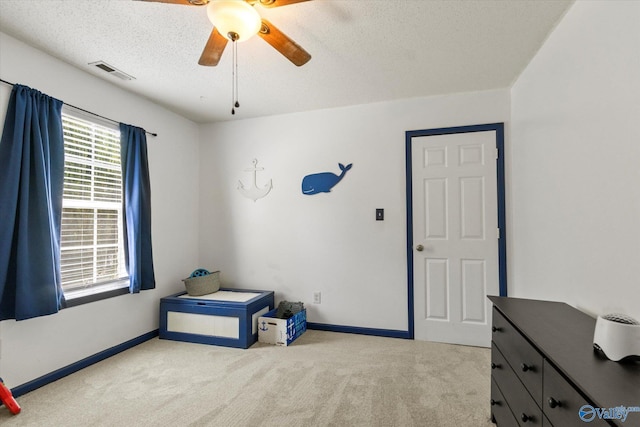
<box><xmin>258</xmin><ymin>308</ymin><xmax>307</xmax><ymax>346</ymax></box>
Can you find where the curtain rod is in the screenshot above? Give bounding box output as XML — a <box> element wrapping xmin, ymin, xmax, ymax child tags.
<box><xmin>0</xmin><ymin>78</ymin><xmax>157</xmax><ymax>137</ymax></box>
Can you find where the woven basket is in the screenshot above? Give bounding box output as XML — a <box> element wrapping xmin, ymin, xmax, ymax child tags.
<box><xmin>182</xmin><ymin>270</ymin><xmax>220</xmax><ymax>296</ymax></box>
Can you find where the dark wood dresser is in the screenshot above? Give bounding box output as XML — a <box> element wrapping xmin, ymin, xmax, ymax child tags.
<box><xmin>489</xmin><ymin>296</ymin><xmax>639</xmax><ymax>427</ymax></box>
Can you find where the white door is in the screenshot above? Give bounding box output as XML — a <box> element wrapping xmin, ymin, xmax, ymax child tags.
<box><xmin>411</xmin><ymin>130</ymin><xmax>499</xmax><ymax>347</ymax></box>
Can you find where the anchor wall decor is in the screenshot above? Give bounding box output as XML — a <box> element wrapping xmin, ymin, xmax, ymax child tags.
<box><xmin>237</xmin><ymin>159</ymin><xmax>272</xmax><ymax>202</ymax></box>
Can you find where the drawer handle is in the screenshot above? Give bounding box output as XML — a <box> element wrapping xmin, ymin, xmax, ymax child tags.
<box><xmin>548</xmin><ymin>397</ymin><xmax>562</xmax><ymax>409</ymax></box>
<box><xmin>521</xmin><ymin>413</ymin><xmax>532</xmax><ymax>423</ymax></box>
<box><xmin>491</xmin><ymin>362</ymin><xmax>501</xmax><ymax>370</ymax></box>
<box><xmin>491</xmin><ymin>326</ymin><xmax>502</xmax><ymax>332</ymax></box>
<box><xmin>520</xmin><ymin>363</ymin><xmax>532</xmax><ymax>372</ymax></box>
<box><xmin>490</xmin><ymin>399</ymin><xmax>500</xmax><ymax>406</ymax></box>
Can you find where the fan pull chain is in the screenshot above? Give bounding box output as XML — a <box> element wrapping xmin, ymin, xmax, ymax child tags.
<box><xmin>231</xmin><ymin>39</ymin><xmax>240</xmax><ymax>115</ymax></box>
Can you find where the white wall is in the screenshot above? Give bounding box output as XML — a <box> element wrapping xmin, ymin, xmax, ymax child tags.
<box><xmin>509</xmin><ymin>1</ymin><xmax>640</xmax><ymax>319</ymax></box>
<box><xmin>0</xmin><ymin>32</ymin><xmax>201</xmax><ymax>387</ymax></box>
<box><xmin>199</xmin><ymin>90</ymin><xmax>509</xmax><ymax>331</ymax></box>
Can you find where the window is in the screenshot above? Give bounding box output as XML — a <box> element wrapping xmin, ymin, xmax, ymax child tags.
<box><xmin>60</xmin><ymin>111</ymin><xmax>128</xmax><ymax>301</ymax></box>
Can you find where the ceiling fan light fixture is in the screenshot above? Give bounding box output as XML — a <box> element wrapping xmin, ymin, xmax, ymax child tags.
<box><xmin>207</xmin><ymin>0</ymin><xmax>261</xmax><ymax>42</ymax></box>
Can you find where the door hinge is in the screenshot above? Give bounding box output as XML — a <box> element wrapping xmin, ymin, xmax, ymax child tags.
<box><xmin>495</xmin><ymin>148</ymin><xmax>499</xmax><ymax>160</ymax></box>
<box><xmin>497</xmin><ymin>228</ymin><xmax>501</xmax><ymax>239</ymax></box>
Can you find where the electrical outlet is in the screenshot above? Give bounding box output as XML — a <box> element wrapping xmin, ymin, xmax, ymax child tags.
<box><xmin>313</xmin><ymin>292</ymin><xmax>321</xmax><ymax>304</ymax></box>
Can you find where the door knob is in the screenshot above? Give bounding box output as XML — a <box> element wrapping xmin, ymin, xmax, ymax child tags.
<box><xmin>416</xmin><ymin>244</ymin><xmax>424</xmax><ymax>252</ymax></box>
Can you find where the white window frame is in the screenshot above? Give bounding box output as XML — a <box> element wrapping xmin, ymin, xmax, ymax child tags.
<box><xmin>60</xmin><ymin>108</ymin><xmax>129</xmax><ymax>302</ymax></box>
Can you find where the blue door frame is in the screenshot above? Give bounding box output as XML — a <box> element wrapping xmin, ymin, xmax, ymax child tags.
<box><xmin>405</xmin><ymin>123</ymin><xmax>508</xmax><ymax>339</ymax></box>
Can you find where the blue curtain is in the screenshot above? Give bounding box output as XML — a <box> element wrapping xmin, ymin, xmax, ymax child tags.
<box><xmin>120</xmin><ymin>123</ymin><xmax>155</xmax><ymax>293</ymax></box>
<box><xmin>0</xmin><ymin>85</ymin><xmax>66</xmax><ymax>321</ymax></box>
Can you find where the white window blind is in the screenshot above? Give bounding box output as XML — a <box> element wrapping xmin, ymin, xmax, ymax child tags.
<box><xmin>60</xmin><ymin>113</ymin><xmax>127</xmax><ymax>293</ymax></box>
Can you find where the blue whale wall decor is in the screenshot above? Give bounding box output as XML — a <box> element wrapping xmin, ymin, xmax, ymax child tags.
<box><xmin>302</xmin><ymin>163</ymin><xmax>353</xmax><ymax>195</ymax></box>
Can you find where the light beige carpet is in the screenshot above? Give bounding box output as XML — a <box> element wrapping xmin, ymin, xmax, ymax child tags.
<box><xmin>1</xmin><ymin>330</ymin><xmax>494</xmax><ymax>426</ymax></box>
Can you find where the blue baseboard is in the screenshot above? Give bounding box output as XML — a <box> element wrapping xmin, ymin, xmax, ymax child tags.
<box><xmin>11</xmin><ymin>329</ymin><xmax>159</xmax><ymax>398</ymax></box>
<box><xmin>306</xmin><ymin>322</ymin><xmax>410</xmax><ymax>339</ymax></box>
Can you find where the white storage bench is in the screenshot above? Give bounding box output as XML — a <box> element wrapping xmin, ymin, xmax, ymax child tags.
<box><xmin>159</xmin><ymin>288</ymin><xmax>274</xmax><ymax>349</ymax></box>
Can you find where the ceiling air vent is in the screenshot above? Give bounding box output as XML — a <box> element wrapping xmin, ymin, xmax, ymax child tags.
<box><xmin>88</xmin><ymin>61</ymin><xmax>135</xmax><ymax>81</ymax></box>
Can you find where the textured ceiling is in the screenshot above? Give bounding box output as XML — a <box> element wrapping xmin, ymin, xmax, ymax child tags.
<box><xmin>0</xmin><ymin>0</ymin><xmax>573</xmax><ymax>123</ymax></box>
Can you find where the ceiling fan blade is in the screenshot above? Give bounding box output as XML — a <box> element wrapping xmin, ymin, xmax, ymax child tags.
<box><xmin>258</xmin><ymin>19</ymin><xmax>311</xmax><ymax>66</ymax></box>
<box><xmin>199</xmin><ymin>28</ymin><xmax>228</xmax><ymax>66</ymax></box>
<box><xmin>137</xmin><ymin>0</ymin><xmax>209</xmax><ymax>5</ymax></box>
<box><xmin>252</xmin><ymin>0</ymin><xmax>310</xmax><ymax>8</ymax></box>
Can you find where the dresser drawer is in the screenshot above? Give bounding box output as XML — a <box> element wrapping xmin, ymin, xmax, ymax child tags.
<box><xmin>492</xmin><ymin>307</ymin><xmax>544</xmax><ymax>406</ymax></box>
<box><xmin>543</xmin><ymin>414</ymin><xmax>553</xmax><ymax>427</ymax></box>
<box><xmin>492</xmin><ymin>346</ymin><xmax>543</xmax><ymax>426</ymax></box>
<box><xmin>543</xmin><ymin>360</ymin><xmax>610</xmax><ymax>427</ymax></box>
<box><xmin>492</xmin><ymin>377</ymin><xmax>519</xmax><ymax>426</ymax></box>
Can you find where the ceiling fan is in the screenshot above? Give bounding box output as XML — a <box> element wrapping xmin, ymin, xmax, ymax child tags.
<box><xmin>140</xmin><ymin>0</ymin><xmax>312</xmax><ymax>67</ymax></box>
